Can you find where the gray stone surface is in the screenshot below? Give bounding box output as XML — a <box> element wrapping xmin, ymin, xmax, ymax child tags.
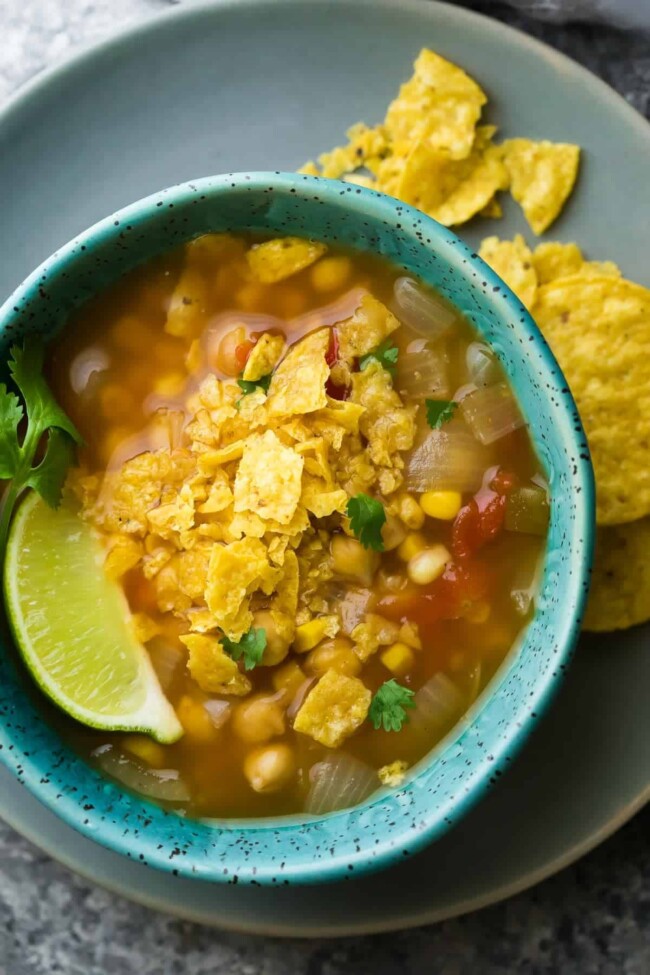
<box><xmin>0</xmin><ymin>1</ymin><xmax>649</xmax><ymax>972</ymax></box>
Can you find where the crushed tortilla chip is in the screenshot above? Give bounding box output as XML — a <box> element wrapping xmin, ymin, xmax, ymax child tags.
<box><xmin>337</xmin><ymin>293</ymin><xmax>399</xmax><ymax>359</ymax></box>
<box><xmin>584</xmin><ymin>520</ymin><xmax>650</xmax><ymax>632</ymax></box>
<box><xmin>352</xmin><ymin>613</ymin><xmax>400</xmax><ymax>662</ymax></box>
<box><xmin>267</xmin><ymin>328</ymin><xmax>330</xmax><ymax>417</ymax></box>
<box><xmin>532</xmin><ymin>241</ymin><xmax>584</xmax><ymax>284</ymax></box>
<box><xmin>479</xmin><ymin>234</ymin><xmax>538</xmax><ymax>310</ymax></box>
<box><xmin>165</xmin><ymin>267</ymin><xmax>208</xmax><ymax>337</ymax></box>
<box><xmin>205</xmin><ymin>537</ymin><xmax>279</xmax><ymax>640</ymax></box>
<box><xmin>533</xmin><ymin>275</ymin><xmax>650</xmax><ymax>525</ymax></box>
<box><xmin>384</xmin><ymin>48</ymin><xmax>487</xmax><ymax>160</ymax></box>
<box><xmin>131</xmin><ymin>612</ymin><xmax>161</xmax><ymax>644</ymax></box>
<box><xmin>301</xmin><ymin>476</ymin><xmax>348</xmax><ymax>518</ymax></box>
<box><xmin>294</xmin><ymin>670</ymin><xmax>371</xmax><ymax>747</ymax></box>
<box><xmin>234</xmin><ymin>429</ymin><xmax>304</xmax><ymax>524</ymax></box>
<box><xmin>318</xmin><ymin>123</ymin><xmax>389</xmax><ymax>179</ymax></box>
<box><xmin>103</xmin><ymin>535</ymin><xmax>143</xmax><ymax>580</ymax></box>
<box><xmin>242</xmin><ymin>333</ymin><xmax>285</xmax><ymax>382</ymax></box>
<box><xmin>182</xmin><ymin>634</ymin><xmax>251</xmax><ymax>695</ymax></box>
<box><xmin>502</xmin><ymin>138</ymin><xmax>580</xmax><ymax>235</ymax></box>
<box><xmin>247</xmin><ymin>237</ymin><xmax>327</xmax><ymax>284</ymax></box>
<box><xmin>378</xmin><ymin>760</ymin><xmax>409</xmax><ymax>787</ymax></box>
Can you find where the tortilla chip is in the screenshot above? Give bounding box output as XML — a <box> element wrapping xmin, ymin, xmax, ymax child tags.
<box><xmin>294</xmin><ymin>670</ymin><xmax>371</xmax><ymax>747</ymax></box>
<box><xmin>534</xmin><ymin>276</ymin><xmax>650</xmax><ymax>525</ymax></box>
<box><xmin>337</xmin><ymin>293</ymin><xmax>399</xmax><ymax>359</ymax></box>
<box><xmin>267</xmin><ymin>328</ymin><xmax>330</xmax><ymax>416</ymax></box>
<box><xmin>318</xmin><ymin>123</ymin><xmax>389</xmax><ymax>179</ymax></box>
<box><xmin>398</xmin><ymin>128</ymin><xmax>508</xmax><ymax>227</ymax></box>
<box><xmin>584</xmin><ymin>520</ymin><xmax>650</xmax><ymax>631</ymax></box>
<box><xmin>502</xmin><ymin>139</ymin><xmax>580</xmax><ymax>235</ymax></box>
<box><xmin>242</xmin><ymin>333</ymin><xmax>285</xmax><ymax>382</ymax></box>
<box><xmin>301</xmin><ymin>475</ymin><xmax>348</xmax><ymax>518</ymax></box>
<box><xmin>234</xmin><ymin>430</ymin><xmax>304</xmax><ymax>524</ymax></box>
<box><xmin>182</xmin><ymin>633</ymin><xmax>251</xmax><ymax>696</ymax></box>
<box><xmin>479</xmin><ymin>234</ymin><xmax>538</xmax><ymax>310</ymax></box>
<box><xmin>532</xmin><ymin>242</ymin><xmax>584</xmax><ymax>284</ymax></box>
<box><xmin>479</xmin><ymin>197</ymin><xmax>503</xmax><ymax>219</ymax></box>
<box><xmin>205</xmin><ymin>537</ymin><xmax>278</xmax><ymax>640</ymax></box>
<box><xmin>385</xmin><ymin>48</ymin><xmax>487</xmax><ymax>160</ymax></box>
<box><xmin>247</xmin><ymin>237</ymin><xmax>327</xmax><ymax>284</ymax></box>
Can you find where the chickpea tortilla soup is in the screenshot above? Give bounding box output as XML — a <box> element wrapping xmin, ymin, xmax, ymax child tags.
<box><xmin>0</xmin><ymin>174</ymin><xmax>592</xmax><ymax>884</ymax></box>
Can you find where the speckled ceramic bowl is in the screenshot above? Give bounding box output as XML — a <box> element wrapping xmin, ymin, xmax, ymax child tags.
<box><xmin>0</xmin><ymin>172</ymin><xmax>594</xmax><ymax>886</ymax></box>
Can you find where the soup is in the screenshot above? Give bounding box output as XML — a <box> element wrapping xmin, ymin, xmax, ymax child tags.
<box><xmin>46</xmin><ymin>232</ymin><xmax>548</xmax><ymax>818</ymax></box>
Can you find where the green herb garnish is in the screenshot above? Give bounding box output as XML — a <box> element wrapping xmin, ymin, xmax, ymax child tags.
<box><xmin>346</xmin><ymin>493</ymin><xmax>386</xmax><ymax>551</ymax></box>
<box><xmin>221</xmin><ymin>627</ymin><xmax>267</xmax><ymax>671</ymax></box>
<box><xmin>358</xmin><ymin>339</ymin><xmax>399</xmax><ymax>377</ymax></box>
<box><xmin>425</xmin><ymin>398</ymin><xmax>458</xmax><ymax>429</ymax></box>
<box><xmin>0</xmin><ymin>341</ymin><xmax>82</xmax><ymax>553</ymax></box>
<box><xmin>237</xmin><ymin>374</ymin><xmax>272</xmax><ymax>396</ymax></box>
<box><xmin>369</xmin><ymin>679</ymin><xmax>416</xmax><ymax>732</ymax></box>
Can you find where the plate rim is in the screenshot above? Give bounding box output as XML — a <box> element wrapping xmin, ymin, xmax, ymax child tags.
<box><xmin>0</xmin><ymin>0</ymin><xmax>648</xmax><ymax>934</ymax></box>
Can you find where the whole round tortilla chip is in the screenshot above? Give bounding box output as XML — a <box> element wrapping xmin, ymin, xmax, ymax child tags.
<box><xmin>584</xmin><ymin>519</ymin><xmax>650</xmax><ymax>631</ymax></box>
<box><xmin>533</xmin><ymin>275</ymin><xmax>650</xmax><ymax>525</ymax></box>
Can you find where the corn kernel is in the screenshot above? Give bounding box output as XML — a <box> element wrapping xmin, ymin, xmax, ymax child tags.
<box><xmin>154</xmin><ymin>371</ymin><xmax>186</xmax><ymax>398</ymax></box>
<box><xmin>176</xmin><ymin>695</ymin><xmax>217</xmax><ymax>742</ymax></box>
<box><xmin>121</xmin><ymin>735</ymin><xmax>167</xmax><ymax>769</ymax></box>
<box><xmin>310</xmin><ymin>256</ymin><xmax>352</xmax><ymax>293</ymax></box>
<box><xmin>407</xmin><ymin>544</ymin><xmax>451</xmax><ymax>586</ymax></box>
<box><xmin>293</xmin><ymin>617</ymin><xmax>338</xmax><ymax>654</ymax></box>
<box><xmin>397</xmin><ymin>532</ymin><xmax>427</xmax><ymax>562</ymax></box>
<box><xmin>380</xmin><ymin>642</ymin><xmax>415</xmax><ymax>676</ymax></box>
<box><xmin>399</xmin><ymin>495</ymin><xmax>425</xmax><ymax>530</ymax></box>
<box><xmin>420</xmin><ymin>490</ymin><xmax>463</xmax><ymax>521</ymax></box>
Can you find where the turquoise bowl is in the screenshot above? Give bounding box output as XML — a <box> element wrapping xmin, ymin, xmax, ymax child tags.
<box><xmin>0</xmin><ymin>172</ymin><xmax>594</xmax><ymax>885</ymax></box>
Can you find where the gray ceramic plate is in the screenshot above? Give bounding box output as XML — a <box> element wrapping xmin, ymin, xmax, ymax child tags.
<box><xmin>0</xmin><ymin>0</ymin><xmax>648</xmax><ymax>937</ymax></box>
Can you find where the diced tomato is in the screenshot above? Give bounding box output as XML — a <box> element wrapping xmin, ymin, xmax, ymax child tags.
<box><xmin>377</xmin><ymin>559</ymin><xmax>490</xmax><ymax>627</ymax></box>
<box><xmin>490</xmin><ymin>468</ymin><xmax>518</xmax><ymax>495</ymax></box>
<box><xmin>325</xmin><ymin>328</ymin><xmax>339</xmax><ymax>366</ymax></box>
<box><xmin>234</xmin><ymin>339</ymin><xmax>255</xmax><ymax>370</ymax></box>
<box><xmin>451</xmin><ymin>466</ymin><xmax>516</xmax><ymax>559</ymax></box>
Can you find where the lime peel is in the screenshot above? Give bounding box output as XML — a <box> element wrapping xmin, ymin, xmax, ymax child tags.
<box><xmin>4</xmin><ymin>492</ymin><xmax>183</xmax><ymax>743</ymax></box>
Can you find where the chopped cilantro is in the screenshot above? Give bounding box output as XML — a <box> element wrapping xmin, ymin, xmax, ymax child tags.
<box><xmin>237</xmin><ymin>374</ymin><xmax>273</xmax><ymax>396</ymax></box>
<box><xmin>346</xmin><ymin>493</ymin><xmax>386</xmax><ymax>551</ymax></box>
<box><xmin>369</xmin><ymin>679</ymin><xmax>416</xmax><ymax>732</ymax></box>
<box><xmin>221</xmin><ymin>627</ymin><xmax>267</xmax><ymax>671</ymax></box>
<box><xmin>0</xmin><ymin>341</ymin><xmax>82</xmax><ymax>554</ymax></box>
<box><xmin>358</xmin><ymin>339</ymin><xmax>399</xmax><ymax>377</ymax></box>
<box><xmin>425</xmin><ymin>398</ymin><xmax>458</xmax><ymax>429</ymax></box>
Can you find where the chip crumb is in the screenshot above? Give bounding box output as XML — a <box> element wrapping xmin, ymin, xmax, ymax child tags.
<box><xmin>378</xmin><ymin>760</ymin><xmax>409</xmax><ymax>787</ymax></box>
<box><xmin>294</xmin><ymin>670</ymin><xmax>371</xmax><ymax>747</ymax></box>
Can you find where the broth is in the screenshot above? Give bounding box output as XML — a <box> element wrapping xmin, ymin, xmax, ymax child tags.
<box><xmin>45</xmin><ymin>232</ymin><xmax>548</xmax><ymax>818</ymax></box>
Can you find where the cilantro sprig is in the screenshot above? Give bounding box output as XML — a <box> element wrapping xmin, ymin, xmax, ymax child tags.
<box><xmin>236</xmin><ymin>373</ymin><xmax>273</xmax><ymax>410</ymax></box>
<box><xmin>0</xmin><ymin>341</ymin><xmax>82</xmax><ymax>553</ymax></box>
<box><xmin>425</xmin><ymin>398</ymin><xmax>458</xmax><ymax>429</ymax></box>
<box><xmin>221</xmin><ymin>627</ymin><xmax>267</xmax><ymax>671</ymax></box>
<box><xmin>359</xmin><ymin>339</ymin><xmax>399</xmax><ymax>378</ymax></box>
<box><xmin>369</xmin><ymin>679</ymin><xmax>415</xmax><ymax>732</ymax></box>
<box><xmin>346</xmin><ymin>493</ymin><xmax>386</xmax><ymax>551</ymax></box>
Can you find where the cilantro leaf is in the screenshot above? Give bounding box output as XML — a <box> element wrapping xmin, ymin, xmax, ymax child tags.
<box><xmin>346</xmin><ymin>493</ymin><xmax>386</xmax><ymax>551</ymax></box>
<box><xmin>221</xmin><ymin>627</ymin><xmax>267</xmax><ymax>671</ymax></box>
<box><xmin>358</xmin><ymin>339</ymin><xmax>399</xmax><ymax>377</ymax></box>
<box><xmin>369</xmin><ymin>679</ymin><xmax>416</xmax><ymax>733</ymax></box>
<box><xmin>0</xmin><ymin>340</ymin><xmax>82</xmax><ymax>555</ymax></box>
<box><xmin>0</xmin><ymin>384</ymin><xmax>24</xmax><ymax>479</ymax></box>
<box><xmin>237</xmin><ymin>374</ymin><xmax>272</xmax><ymax>397</ymax></box>
<box><xmin>9</xmin><ymin>342</ymin><xmax>82</xmax><ymax>444</ymax></box>
<box><xmin>25</xmin><ymin>429</ymin><xmax>76</xmax><ymax>508</ymax></box>
<box><xmin>425</xmin><ymin>398</ymin><xmax>458</xmax><ymax>429</ymax></box>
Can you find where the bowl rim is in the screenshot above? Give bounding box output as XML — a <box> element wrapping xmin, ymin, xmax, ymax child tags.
<box><xmin>0</xmin><ymin>171</ymin><xmax>595</xmax><ymax>885</ymax></box>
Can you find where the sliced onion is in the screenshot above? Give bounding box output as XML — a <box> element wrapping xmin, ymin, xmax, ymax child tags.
<box><xmin>393</xmin><ymin>277</ymin><xmax>457</xmax><ymax>339</ymax></box>
<box><xmin>510</xmin><ymin>549</ymin><xmax>545</xmax><ymax>616</ymax></box>
<box><xmin>410</xmin><ymin>673</ymin><xmax>465</xmax><ymax>736</ymax></box>
<box><xmin>396</xmin><ymin>342</ymin><xmax>450</xmax><ymax>400</ymax></box>
<box><xmin>95</xmin><ymin>747</ymin><xmax>190</xmax><ymax>803</ymax></box>
<box><xmin>459</xmin><ymin>382</ymin><xmax>525</xmax><ymax>445</ymax></box>
<box><xmin>147</xmin><ymin>637</ymin><xmax>185</xmax><ymax>692</ymax></box>
<box><xmin>505</xmin><ymin>485</ymin><xmax>550</xmax><ymax>535</ymax></box>
<box><xmin>338</xmin><ymin>588</ymin><xmax>372</xmax><ymax>635</ymax></box>
<box><xmin>203</xmin><ymin>699</ymin><xmax>231</xmax><ymax>730</ymax></box>
<box><xmin>405</xmin><ymin>428</ymin><xmax>493</xmax><ymax>493</ymax></box>
<box><xmin>465</xmin><ymin>342</ymin><xmax>502</xmax><ymax>387</ymax></box>
<box><xmin>305</xmin><ymin>753</ymin><xmax>378</xmax><ymax>815</ymax></box>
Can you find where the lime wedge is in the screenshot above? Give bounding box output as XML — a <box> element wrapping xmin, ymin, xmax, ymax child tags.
<box><xmin>4</xmin><ymin>492</ymin><xmax>183</xmax><ymax>743</ymax></box>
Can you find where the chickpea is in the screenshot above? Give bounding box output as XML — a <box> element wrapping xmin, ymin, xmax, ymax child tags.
<box><xmin>331</xmin><ymin>535</ymin><xmax>379</xmax><ymax>586</ymax></box>
<box><xmin>252</xmin><ymin>610</ymin><xmax>290</xmax><ymax>666</ymax></box>
<box><xmin>232</xmin><ymin>694</ymin><xmax>286</xmax><ymax>744</ymax></box>
<box><xmin>399</xmin><ymin>494</ymin><xmax>426</xmax><ymax>530</ymax></box>
<box><xmin>305</xmin><ymin>637</ymin><xmax>361</xmax><ymax>677</ymax></box>
<box><xmin>407</xmin><ymin>544</ymin><xmax>451</xmax><ymax>586</ymax></box>
<box><xmin>381</xmin><ymin>513</ymin><xmax>408</xmax><ymax>552</ymax></box>
<box><xmin>310</xmin><ymin>256</ymin><xmax>352</xmax><ymax>293</ymax></box>
<box><xmin>214</xmin><ymin>325</ymin><xmax>246</xmax><ymax>376</ymax></box>
<box><xmin>244</xmin><ymin>743</ymin><xmax>295</xmax><ymax>794</ymax></box>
